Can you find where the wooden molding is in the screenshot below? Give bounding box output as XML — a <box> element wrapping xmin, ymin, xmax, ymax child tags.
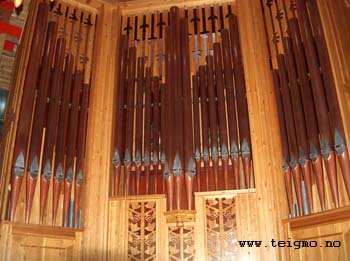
<box><xmin>164</xmin><ymin>210</ymin><xmax>196</xmax><ymax>226</ymax></box>
<box><xmin>283</xmin><ymin>207</ymin><xmax>350</xmax><ymax>231</ymax></box>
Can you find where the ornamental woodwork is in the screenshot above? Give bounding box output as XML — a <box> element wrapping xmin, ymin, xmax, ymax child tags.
<box><xmin>0</xmin><ymin>0</ymin><xmax>348</xmax><ymax>260</ymax></box>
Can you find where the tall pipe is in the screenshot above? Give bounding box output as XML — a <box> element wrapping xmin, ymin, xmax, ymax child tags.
<box><xmin>10</xmin><ymin>2</ymin><xmax>49</xmax><ymax>221</ymax></box>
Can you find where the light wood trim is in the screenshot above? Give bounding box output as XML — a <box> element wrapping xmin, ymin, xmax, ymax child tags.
<box><xmin>283</xmin><ymin>207</ymin><xmax>350</xmax><ymax>231</ymax></box>
<box><xmin>7</xmin><ymin>222</ymin><xmax>82</xmax><ymax>238</ymax></box>
<box><xmin>195</xmin><ymin>188</ymin><xmax>256</xmax><ymax>198</ymax></box>
<box><xmin>0</xmin><ymin>222</ymin><xmax>83</xmax><ymax>261</ymax></box>
<box><xmin>81</xmin><ymin>2</ymin><xmax>120</xmax><ymax>260</ymax></box>
<box><xmin>118</xmin><ymin>0</ymin><xmax>236</xmax><ymax>15</ymax></box>
<box><xmin>57</xmin><ymin>0</ymin><xmax>101</xmax><ymax>13</ymax></box>
<box><xmin>237</xmin><ymin>0</ymin><xmax>289</xmax><ymax>259</ymax></box>
<box><xmin>110</xmin><ymin>194</ymin><xmax>166</xmax><ymax>201</ymax></box>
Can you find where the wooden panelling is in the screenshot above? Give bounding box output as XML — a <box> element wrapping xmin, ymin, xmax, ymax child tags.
<box><xmin>119</xmin><ymin>0</ymin><xmax>237</xmax><ymax>15</ymax></box>
<box><xmin>0</xmin><ymin>0</ymin><xmax>348</xmax><ymax>261</ymax></box>
<box><xmin>194</xmin><ymin>189</ymin><xmax>259</xmax><ymax>260</ymax></box>
<box><xmin>0</xmin><ymin>222</ymin><xmax>83</xmax><ymax>261</ymax></box>
<box><xmin>80</xmin><ymin>1</ymin><xmax>117</xmax><ymax>259</ymax></box>
<box><xmin>236</xmin><ymin>0</ymin><xmax>288</xmax><ymax>259</ymax></box>
<box><xmin>108</xmin><ymin>195</ymin><xmax>168</xmax><ymax>260</ymax></box>
<box><xmin>283</xmin><ymin>207</ymin><xmax>350</xmax><ymax>261</ymax></box>
<box><xmin>108</xmin><ymin>190</ymin><xmax>257</xmax><ymax>260</ymax></box>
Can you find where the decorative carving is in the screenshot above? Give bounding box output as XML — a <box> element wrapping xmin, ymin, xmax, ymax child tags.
<box><xmin>165</xmin><ymin>210</ymin><xmax>196</xmax><ymax>226</ymax></box>
<box><xmin>206</xmin><ymin>197</ymin><xmax>237</xmax><ymax>260</ymax></box>
<box><xmin>128</xmin><ymin>201</ymin><xmax>157</xmax><ymax>260</ymax></box>
<box><xmin>169</xmin><ymin>226</ymin><xmax>195</xmax><ymax>261</ymax></box>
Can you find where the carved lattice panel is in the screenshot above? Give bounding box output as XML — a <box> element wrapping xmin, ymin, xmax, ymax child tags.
<box><xmin>168</xmin><ymin>226</ymin><xmax>195</xmax><ymax>261</ymax></box>
<box><xmin>128</xmin><ymin>201</ymin><xmax>157</xmax><ymax>260</ymax></box>
<box><xmin>206</xmin><ymin>197</ymin><xmax>237</xmax><ymax>260</ymax></box>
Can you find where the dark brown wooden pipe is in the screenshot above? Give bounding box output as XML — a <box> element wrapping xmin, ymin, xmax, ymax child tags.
<box><xmin>135</xmin><ymin>58</ymin><xmax>145</xmax><ymax>196</ymax></box>
<box><xmin>292</xmin><ymin>164</ymin><xmax>304</xmax><ymax>216</ymax></box>
<box><xmin>307</xmin><ymin>0</ymin><xmax>350</xmax><ymax>201</ymax></box>
<box><xmin>205</xmin><ymin>47</ymin><xmax>221</xmax><ymax>191</ymax></box>
<box><xmin>63</xmin><ymin>69</ymin><xmax>83</xmax><ymax>227</ymax></box>
<box><xmin>49</xmin><ymin>47</ymin><xmax>74</xmax><ymax>224</ymax></box>
<box><xmin>228</xmin><ymin>15</ymin><xmax>252</xmax><ymax>189</ymax></box>
<box><xmin>10</xmin><ymin>2</ymin><xmax>50</xmax><ymax>221</ymax></box>
<box><xmin>277</xmin><ymin>54</ymin><xmax>304</xmax><ymax>215</ymax></box>
<box><xmin>324</xmin><ymin>151</ymin><xmax>339</xmax><ymax>207</ymax></box>
<box><xmin>282</xmin><ymin>36</ymin><xmax>313</xmax><ymax>212</ymax></box>
<box><xmin>26</xmin><ymin>21</ymin><xmax>57</xmax><ymax>223</ymax></box>
<box><xmin>288</xmin><ymin>18</ymin><xmax>325</xmax><ymax>209</ymax></box>
<box><xmin>192</xmin><ymin>74</ymin><xmax>201</xmax><ymax>191</ymax></box>
<box><xmin>181</xmin><ymin>17</ymin><xmax>195</xmax><ymax>209</ymax></box>
<box><xmin>112</xmin><ymin>35</ymin><xmax>128</xmax><ymax>196</ymax></box>
<box><xmin>124</xmin><ymin>46</ymin><xmax>137</xmax><ymax>196</ymax></box>
<box><xmin>51</xmin><ymin>178</ymin><xmax>61</xmax><ymax>226</ymax></box>
<box><xmin>272</xmin><ymin>66</ymin><xmax>293</xmax><ymax>216</ymax></box>
<box><xmin>294</xmin><ymin>0</ymin><xmax>338</xmax><ymax>207</ymax></box>
<box><xmin>285</xmin><ymin>167</ymin><xmax>293</xmax><ymax>216</ymax></box>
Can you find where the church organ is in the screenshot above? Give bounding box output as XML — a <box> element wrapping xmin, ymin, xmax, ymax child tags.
<box><xmin>3</xmin><ymin>1</ymin><xmax>96</xmax><ymax>227</ymax></box>
<box><xmin>262</xmin><ymin>0</ymin><xmax>350</xmax><ymax>217</ymax></box>
<box><xmin>112</xmin><ymin>4</ymin><xmax>254</xmax><ymax>212</ymax></box>
<box><xmin>0</xmin><ymin>0</ymin><xmax>349</xmax><ymax>260</ymax></box>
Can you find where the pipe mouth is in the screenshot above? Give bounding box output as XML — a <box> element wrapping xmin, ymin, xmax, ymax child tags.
<box><xmin>334</xmin><ymin>129</ymin><xmax>346</xmax><ymax>155</ymax></box>
<box><xmin>112</xmin><ymin>150</ymin><xmax>121</xmax><ymax>166</ymax></box>
<box><xmin>290</xmin><ymin>155</ymin><xmax>298</xmax><ymax>169</ymax></box>
<box><xmin>282</xmin><ymin>160</ymin><xmax>289</xmax><ymax>173</ymax></box>
<box><xmin>320</xmin><ymin>138</ymin><xmax>332</xmax><ymax>159</ymax></box>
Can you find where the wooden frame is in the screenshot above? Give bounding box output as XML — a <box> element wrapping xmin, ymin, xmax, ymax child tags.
<box><xmin>0</xmin><ymin>0</ymin><xmax>348</xmax><ymax>260</ymax></box>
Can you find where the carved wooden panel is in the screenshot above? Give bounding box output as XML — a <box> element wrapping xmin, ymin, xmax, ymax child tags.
<box><xmin>108</xmin><ymin>195</ymin><xmax>168</xmax><ymax>261</ymax></box>
<box><xmin>168</xmin><ymin>226</ymin><xmax>195</xmax><ymax>261</ymax></box>
<box><xmin>128</xmin><ymin>201</ymin><xmax>157</xmax><ymax>260</ymax></box>
<box><xmin>206</xmin><ymin>197</ymin><xmax>237</xmax><ymax>260</ymax></box>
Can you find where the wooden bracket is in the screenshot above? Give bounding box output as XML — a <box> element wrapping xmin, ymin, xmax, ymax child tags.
<box><xmin>164</xmin><ymin>210</ymin><xmax>196</xmax><ymax>227</ymax></box>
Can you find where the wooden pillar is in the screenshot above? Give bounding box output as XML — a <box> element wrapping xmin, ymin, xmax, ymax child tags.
<box><xmin>81</xmin><ymin>3</ymin><xmax>120</xmax><ymax>259</ymax></box>
<box><xmin>237</xmin><ymin>0</ymin><xmax>288</xmax><ymax>260</ymax></box>
<box><xmin>315</xmin><ymin>0</ymin><xmax>350</xmax><ymax>148</ymax></box>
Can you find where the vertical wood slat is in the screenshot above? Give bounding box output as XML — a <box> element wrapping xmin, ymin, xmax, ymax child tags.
<box><xmin>237</xmin><ymin>0</ymin><xmax>288</xmax><ymax>260</ymax></box>
<box><xmin>0</xmin><ymin>222</ymin><xmax>82</xmax><ymax>261</ymax></box>
<box><xmin>82</xmin><ymin>2</ymin><xmax>119</xmax><ymax>259</ymax></box>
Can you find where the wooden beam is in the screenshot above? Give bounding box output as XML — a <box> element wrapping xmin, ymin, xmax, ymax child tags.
<box><xmin>236</xmin><ymin>0</ymin><xmax>288</xmax><ymax>259</ymax></box>
<box><xmin>81</xmin><ymin>2</ymin><xmax>120</xmax><ymax>259</ymax></box>
<box><xmin>118</xmin><ymin>0</ymin><xmax>236</xmax><ymax>15</ymax></box>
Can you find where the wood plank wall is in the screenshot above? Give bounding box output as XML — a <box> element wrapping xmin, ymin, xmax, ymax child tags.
<box><xmin>0</xmin><ymin>222</ymin><xmax>83</xmax><ymax>260</ymax></box>
<box><xmin>283</xmin><ymin>207</ymin><xmax>350</xmax><ymax>261</ymax></box>
<box><xmin>236</xmin><ymin>0</ymin><xmax>288</xmax><ymax>259</ymax></box>
<box><xmin>81</xmin><ymin>2</ymin><xmax>119</xmax><ymax>259</ymax></box>
<box><xmin>0</xmin><ymin>0</ymin><xmax>349</xmax><ymax>260</ymax></box>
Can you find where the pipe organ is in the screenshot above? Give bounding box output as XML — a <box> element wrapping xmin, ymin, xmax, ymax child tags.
<box><xmin>113</xmin><ymin>4</ymin><xmax>254</xmax><ymax>211</ymax></box>
<box><xmin>0</xmin><ymin>0</ymin><xmax>349</xmax><ymax>260</ymax></box>
<box><xmin>3</xmin><ymin>1</ymin><xmax>96</xmax><ymax>227</ymax></box>
<box><xmin>261</xmin><ymin>0</ymin><xmax>350</xmax><ymax>217</ymax></box>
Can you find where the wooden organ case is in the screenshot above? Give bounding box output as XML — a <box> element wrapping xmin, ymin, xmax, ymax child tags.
<box><xmin>0</xmin><ymin>0</ymin><xmax>349</xmax><ymax>260</ymax></box>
